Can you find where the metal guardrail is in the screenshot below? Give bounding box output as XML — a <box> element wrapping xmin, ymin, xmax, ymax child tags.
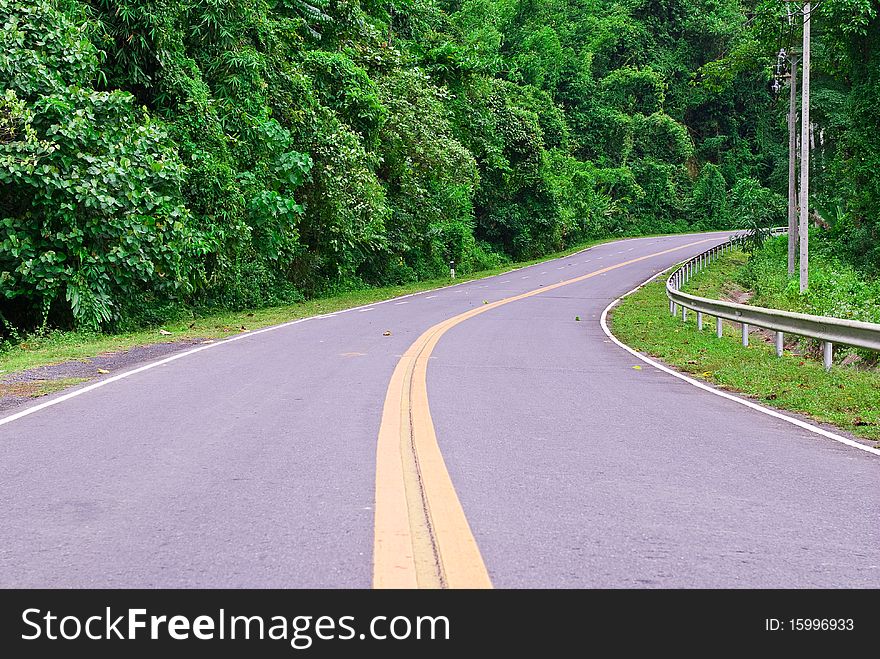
<box><xmin>666</xmin><ymin>228</ymin><xmax>880</xmax><ymax>370</ymax></box>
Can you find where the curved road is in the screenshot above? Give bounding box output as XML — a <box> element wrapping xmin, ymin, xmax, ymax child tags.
<box><xmin>1</xmin><ymin>231</ymin><xmax>878</xmax><ymax>588</ymax></box>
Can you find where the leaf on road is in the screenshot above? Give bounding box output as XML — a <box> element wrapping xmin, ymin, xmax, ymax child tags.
<box><xmin>482</xmin><ymin>300</ymin><xmax>489</xmax><ymax>304</ymax></box>
<box><xmin>575</xmin><ymin>316</ymin><xmax>581</xmax><ymax>321</ymax></box>
<box><xmin>97</xmin><ymin>368</ymin><xmax>109</xmax><ymax>374</ymax></box>
<box><xmin>632</xmin><ymin>365</ymin><xmax>642</xmax><ymax>370</ymax></box>
<box><xmin>383</xmin><ymin>330</ymin><xmax>392</xmax><ymax>336</ymax></box>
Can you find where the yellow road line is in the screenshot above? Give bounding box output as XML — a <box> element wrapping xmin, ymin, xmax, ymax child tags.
<box><xmin>373</xmin><ymin>238</ymin><xmax>715</xmax><ymax>589</ymax></box>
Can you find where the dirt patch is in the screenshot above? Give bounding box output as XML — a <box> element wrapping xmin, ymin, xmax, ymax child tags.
<box><xmin>720</xmin><ymin>283</ymin><xmax>754</xmax><ymax>306</ymax></box>
<box><xmin>714</xmin><ymin>284</ymin><xmax>811</xmax><ymax>355</ymax></box>
<box><xmin>0</xmin><ymin>377</ymin><xmax>90</xmax><ymax>399</ymax></box>
<box><xmin>0</xmin><ymin>339</ymin><xmax>208</xmax><ymax>414</ymax></box>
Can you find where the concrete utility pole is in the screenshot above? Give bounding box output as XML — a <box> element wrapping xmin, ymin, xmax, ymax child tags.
<box><xmin>787</xmin><ymin>54</ymin><xmax>799</xmax><ymax>276</ymax></box>
<box><xmin>798</xmin><ymin>1</ymin><xmax>811</xmax><ymax>292</ymax></box>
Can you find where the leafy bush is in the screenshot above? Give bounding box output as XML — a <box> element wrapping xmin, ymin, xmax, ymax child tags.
<box><xmin>730</xmin><ymin>177</ymin><xmax>785</xmax><ymax>237</ymax></box>
<box><xmin>0</xmin><ymin>0</ymin><xmax>199</xmax><ymax>330</ymax></box>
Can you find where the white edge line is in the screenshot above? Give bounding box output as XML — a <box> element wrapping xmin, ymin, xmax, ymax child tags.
<box><xmin>598</xmin><ymin>269</ymin><xmax>880</xmax><ymax>458</ymax></box>
<box><xmin>0</xmin><ymin>313</ymin><xmax>329</xmax><ymax>428</ymax></box>
<box><xmin>0</xmin><ymin>231</ymin><xmax>737</xmax><ymax>429</ymax></box>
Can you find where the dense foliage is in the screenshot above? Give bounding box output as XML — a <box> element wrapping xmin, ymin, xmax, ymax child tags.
<box><xmin>741</xmin><ymin>234</ymin><xmax>880</xmax><ymax>325</ymax></box>
<box><xmin>714</xmin><ymin>1</ymin><xmax>880</xmax><ymax>272</ymax></box>
<box><xmin>2</xmin><ymin>0</ymin><xmax>870</xmax><ymax>333</ymax></box>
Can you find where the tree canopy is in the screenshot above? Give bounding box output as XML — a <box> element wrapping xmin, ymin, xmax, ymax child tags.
<box><xmin>1</xmin><ymin>0</ymin><xmax>875</xmax><ymax>332</ymax></box>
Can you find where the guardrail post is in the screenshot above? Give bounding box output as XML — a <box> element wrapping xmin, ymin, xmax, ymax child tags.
<box><xmin>660</xmin><ymin>229</ymin><xmax>876</xmax><ymax>359</ymax></box>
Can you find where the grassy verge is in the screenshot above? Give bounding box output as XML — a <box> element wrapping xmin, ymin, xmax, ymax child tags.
<box><xmin>609</xmin><ymin>249</ymin><xmax>880</xmax><ymax>444</ymax></box>
<box><xmin>1</xmin><ymin>234</ymin><xmax>640</xmax><ymax>377</ymax></box>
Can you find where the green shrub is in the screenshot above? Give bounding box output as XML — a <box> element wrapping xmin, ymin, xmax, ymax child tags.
<box><xmin>0</xmin><ymin>0</ymin><xmax>200</xmax><ymax>330</ymax></box>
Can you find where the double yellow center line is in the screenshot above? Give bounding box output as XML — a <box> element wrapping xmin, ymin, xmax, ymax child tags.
<box><xmin>372</xmin><ymin>239</ymin><xmax>714</xmax><ymax>588</ymax></box>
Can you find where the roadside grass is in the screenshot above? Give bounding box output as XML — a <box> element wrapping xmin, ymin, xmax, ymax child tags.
<box><xmin>609</xmin><ymin>250</ymin><xmax>880</xmax><ymax>444</ymax></box>
<box><xmin>0</xmin><ymin>234</ymin><xmax>644</xmax><ymax>377</ymax></box>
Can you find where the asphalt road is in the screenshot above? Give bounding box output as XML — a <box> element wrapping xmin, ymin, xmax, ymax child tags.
<box><xmin>1</xmin><ymin>231</ymin><xmax>878</xmax><ymax>587</ymax></box>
